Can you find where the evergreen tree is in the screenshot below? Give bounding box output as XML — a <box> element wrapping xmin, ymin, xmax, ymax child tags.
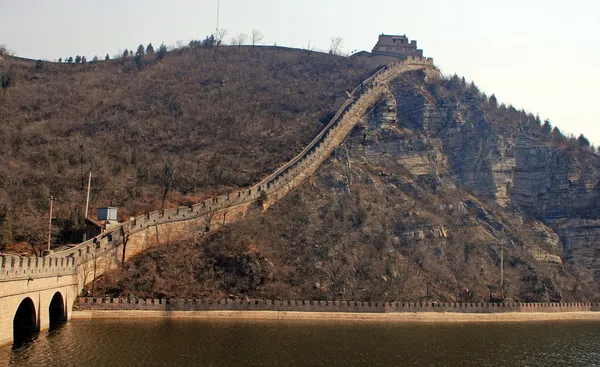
<box><xmin>81</xmin><ymin>56</ymin><xmax>86</xmax><ymax>65</ymax></box>
<box><xmin>202</xmin><ymin>34</ymin><xmax>216</xmax><ymax>49</ymax></box>
<box><xmin>577</xmin><ymin>134</ymin><xmax>590</xmax><ymax>148</ymax></box>
<box><xmin>105</xmin><ymin>54</ymin><xmax>110</xmax><ymax>61</ymax></box>
<box><xmin>469</xmin><ymin>81</ymin><xmax>480</xmax><ymax>95</ymax></box>
<box><xmin>157</xmin><ymin>43</ymin><xmax>167</xmax><ymax>60</ymax></box>
<box><xmin>67</xmin><ymin>56</ymin><xmax>73</xmax><ymax>64</ymax></box>
<box><xmin>1</xmin><ymin>73</ymin><xmax>15</xmax><ymax>89</ymax></box>
<box><xmin>489</xmin><ymin>94</ymin><xmax>498</xmax><ymax>109</ymax></box>
<box><xmin>541</xmin><ymin>119</ymin><xmax>552</xmax><ymax>135</ymax></box>
<box><xmin>75</xmin><ymin>55</ymin><xmax>82</xmax><ymax>64</ymax></box>
<box><xmin>146</xmin><ymin>43</ymin><xmax>154</xmax><ymax>54</ymax></box>
<box><xmin>552</xmin><ymin>126</ymin><xmax>565</xmax><ymax>142</ymax></box>
<box><xmin>58</xmin><ymin>57</ymin><xmax>62</xmax><ymax>63</ymax></box>
<box><xmin>134</xmin><ymin>44</ymin><xmax>145</xmax><ymax>68</ymax></box>
<box><xmin>122</xmin><ymin>49</ymin><xmax>129</xmax><ymax>58</ymax></box>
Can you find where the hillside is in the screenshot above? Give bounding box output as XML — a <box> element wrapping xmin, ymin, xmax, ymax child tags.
<box><xmin>0</xmin><ymin>45</ymin><xmax>373</xmax><ymax>251</ymax></box>
<box><xmin>2</xmin><ymin>43</ymin><xmax>599</xmax><ymax>303</ymax></box>
<box><xmin>101</xmin><ymin>70</ymin><xmax>600</xmax><ymax>303</ymax></box>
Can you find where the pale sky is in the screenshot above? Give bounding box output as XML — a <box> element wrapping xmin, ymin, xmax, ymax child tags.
<box><xmin>1</xmin><ymin>0</ymin><xmax>599</xmax><ymax>144</ymax></box>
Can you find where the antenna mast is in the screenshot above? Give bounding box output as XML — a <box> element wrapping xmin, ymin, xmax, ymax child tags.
<box><xmin>216</xmin><ymin>0</ymin><xmax>220</xmax><ymax>33</ymax></box>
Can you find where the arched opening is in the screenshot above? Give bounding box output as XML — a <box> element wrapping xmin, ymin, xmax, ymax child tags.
<box><xmin>13</xmin><ymin>297</ymin><xmax>38</xmax><ymax>346</ymax></box>
<box><xmin>49</xmin><ymin>292</ymin><xmax>66</xmax><ymax>329</ymax></box>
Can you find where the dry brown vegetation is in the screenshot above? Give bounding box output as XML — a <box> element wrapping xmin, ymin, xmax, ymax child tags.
<box><xmin>100</xmin><ymin>151</ymin><xmax>598</xmax><ymax>302</ymax></box>
<box><xmin>0</xmin><ymin>45</ymin><xmax>373</xmax><ymax>252</ymax></box>
<box><xmin>94</xmin><ymin>70</ymin><xmax>600</xmax><ymax>303</ymax></box>
<box><xmin>2</xmin><ymin>45</ymin><xmax>598</xmax><ymax>303</ymax></box>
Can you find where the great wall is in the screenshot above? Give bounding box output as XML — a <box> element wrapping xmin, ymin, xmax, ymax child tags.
<box><xmin>1</xmin><ymin>55</ymin><xmax>436</xmax><ymax>286</ymax></box>
<box><xmin>2</xmin><ymin>52</ymin><xmax>600</xmax><ymax>346</ymax></box>
<box><xmin>77</xmin><ymin>297</ymin><xmax>600</xmax><ymax>314</ymax></box>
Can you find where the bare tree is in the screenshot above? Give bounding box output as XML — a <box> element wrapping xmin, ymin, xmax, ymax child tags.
<box><xmin>203</xmin><ymin>211</ymin><xmax>216</xmax><ymax>232</ymax></box>
<box><xmin>251</xmin><ymin>29</ymin><xmax>264</xmax><ymax>46</ymax></box>
<box><xmin>329</xmin><ymin>37</ymin><xmax>343</xmax><ymax>56</ymax></box>
<box><xmin>214</xmin><ymin>29</ymin><xmax>228</xmax><ymax>58</ymax></box>
<box><xmin>303</xmin><ymin>41</ymin><xmax>316</xmax><ymax>63</ymax></box>
<box><xmin>233</xmin><ymin>33</ymin><xmax>247</xmax><ymax>48</ymax></box>
<box><xmin>81</xmin><ymin>244</ymin><xmax>109</xmax><ymax>297</ymax></box>
<box><xmin>160</xmin><ymin>156</ymin><xmax>177</xmax><ymax>210</ymax></box>
<box><xmin>12</xmin><ymin>214</ymin><xmax>48</xmax><ymax>256</ymax></box>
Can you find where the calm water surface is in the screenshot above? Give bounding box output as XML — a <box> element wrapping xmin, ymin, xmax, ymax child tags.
<box><xmin>2</xmin><ymin>318</ymin><xmax>600</xmax><ymax>366</ymax></box>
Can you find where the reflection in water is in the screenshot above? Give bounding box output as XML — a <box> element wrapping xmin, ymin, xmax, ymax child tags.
<box><xmin>2</xmin><ymin>318</ymin><xmax>600</xmax><ymax>366</ymax></box>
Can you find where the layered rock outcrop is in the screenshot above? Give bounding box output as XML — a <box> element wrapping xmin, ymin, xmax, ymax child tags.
<box><xmin>352</xmin><ymin>71</ymin><xmax>599</xmax><ymax>280</ymax></box>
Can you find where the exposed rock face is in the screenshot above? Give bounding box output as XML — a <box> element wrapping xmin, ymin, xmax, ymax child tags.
<box><xmin>353</xmin><ymin>71</ymin><xmax>600</xmax><ymax>280</ymax></box>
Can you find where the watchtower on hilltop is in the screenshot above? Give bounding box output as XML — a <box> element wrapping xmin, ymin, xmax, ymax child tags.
<box><xmin>371</xmin><ymin>34</ymin><xmax>424</xmax><ymax>59</ymax></box>
<box><xmin>352</xmin><ymin>34</ymin><xmax>427</xmax><ymax>68</ymax></box>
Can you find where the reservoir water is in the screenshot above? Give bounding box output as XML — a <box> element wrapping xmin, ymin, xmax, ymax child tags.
<box><xmin>2</xmin><ymin>318</ymin><xmax>600</xmax><ymax>366</ymax></box>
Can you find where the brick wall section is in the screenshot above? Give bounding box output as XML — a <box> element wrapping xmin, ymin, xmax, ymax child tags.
<box><xmin>77</xmin><ymin>298</ymin><xmax>600</xmax><ymax>313</ymax></box>
<box><xmin>0</xmin><ymin>255</ymin><xmax>77</xmax><ymax>281</ymax></box>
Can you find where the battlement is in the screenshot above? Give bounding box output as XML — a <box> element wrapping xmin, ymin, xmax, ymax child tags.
<box><xmin>77</xmin><ymin>297</ymin><xmax>600</xmax><ymax>313</ymax></box>
<box><xmin>0</xmin><ymin>255</ymin><xmax>76</xmax><ymax>280</ymax></box>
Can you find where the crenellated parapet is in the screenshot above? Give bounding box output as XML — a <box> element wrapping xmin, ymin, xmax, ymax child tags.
<box><xmin>0</xmin><ymin>255</ymin><xmax>76</xmax><ymax>280</ymax></box>
<box><xmin>77</xmin><ymin>297</ymin><xmax>600</xmax><ymax>313</ymax></box>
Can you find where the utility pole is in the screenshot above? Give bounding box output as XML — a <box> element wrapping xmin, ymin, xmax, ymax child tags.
<box><xmin>47</xmin><ymin>195</ymin><xmax>54</xmax><ymax>252</ymax></box>
<box><xmin>85</xmin><ymin>171</ymin><xmax>92</xmax><ymax>218</ymax></box>
<box><xmin>500</xmin><ymin>240</ymin><xmax>504</xmax><ymax>299</ymax></box>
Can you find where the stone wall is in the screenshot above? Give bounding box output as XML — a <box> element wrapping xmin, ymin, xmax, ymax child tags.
<box><xmin>0</xmin><ymin>254</ymin><xmax>76</xmax><ymax>280</ymax></box>
<box><xmin>77</xmin><ymin>297</ymin><xmax>600</xmax><ymax>313</ymax></box>
<box><xmin>1</xmin><ymin>57</ymin><xmax>436</xmax><ymax>300</ymax></box>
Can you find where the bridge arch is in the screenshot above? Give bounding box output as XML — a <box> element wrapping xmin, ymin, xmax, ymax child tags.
<box><xmin>13</xmin><ymin>297</ymin><xmax>38</xmax><ymax>345</ymax></box>
<box><xmin>49</xmin><ymin>292</ymin><xmax>66</xmax><ymax>328</ymax></box>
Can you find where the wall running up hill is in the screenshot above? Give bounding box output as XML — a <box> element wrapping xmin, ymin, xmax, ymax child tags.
<box><xmin>0</xmin><ymin>56</ymin><xmax>436</xmax><ymax>293</ymax></box>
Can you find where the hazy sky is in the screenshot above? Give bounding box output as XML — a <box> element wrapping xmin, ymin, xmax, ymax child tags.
<box><xmin>2</xmin><ymin>0</ymin><xmax>599</xmax><ymax>144</ymax></box>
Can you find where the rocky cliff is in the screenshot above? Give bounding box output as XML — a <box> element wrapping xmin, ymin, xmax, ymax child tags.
<box><xmin>356</xmin><ymin>70</ymin><xmax>600</xmax><ymax>282</ymax></box>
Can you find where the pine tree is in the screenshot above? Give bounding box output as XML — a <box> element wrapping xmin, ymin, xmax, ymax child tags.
<box><xmin>552</xmin><ymin>127</ymin><xmax>565</xmax><ymax>142</ymax></box>
<box><xmin>134</xmin><ymin>44</ymin><xmax>145</xmax><ymax>68</ymax></box>
<box><xmin>75</xmin><ymin>55</ymin><xmax>82</xmax><ymax>64</ymax></box>
<box><xmin>577</xmin><ymin>134</ymin><xmax>590</xmax><ymax>148</ymax></box>
<box><xmin>202</xmin><ymin>35</ymin><xmax>216</xmax><ymax>49</ymax></box>
<box><xmin>146</xmin><ymin>43</ymin><xmax>154</xmax><ymax>54</ymax></box>
<box><xmin>541</xmin><ymin>119</ymin><xmax>552</xmax><ymax>135</ymax></box>
<box><xmin>105</xmin><ymin>54</ymin><xmax>110</xmax><ymax>61</ymax></box>
<box><xmin>157</xmin><ymin>43</ymin><xmax>167</xmax><ymax>60</ymax></box>
<box><xmin>489</xmin><ymin>94</ymin><xmax>498</xmax><ymax>109</ymax></box>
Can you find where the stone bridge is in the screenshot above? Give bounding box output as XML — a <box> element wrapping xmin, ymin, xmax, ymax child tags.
<box><xmin>0</xmin><ymin>56</ymin><xmax>436</xmax><ymax>346</ymax></box>
<box><xmin>0</xmin><ymin>256</ymin><xmax>78</xmax><ymax>345</ymax></box>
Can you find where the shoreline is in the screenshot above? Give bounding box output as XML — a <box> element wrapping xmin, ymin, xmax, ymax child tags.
<box><xmin>71</xmin><ymin>310</ymin><xmax>600</xmax><ymax>323</ymax></box>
